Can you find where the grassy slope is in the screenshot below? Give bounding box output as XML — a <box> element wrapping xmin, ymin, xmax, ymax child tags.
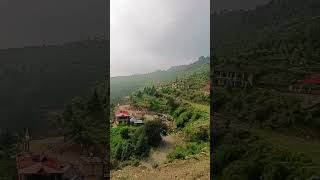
<box><xmin>213</xmin><ymin>0</ymin><xmax>320</xmax><ymax>178</ymax></box>
<box><xmin>111</xmin><ymin>57</ymin><xmax>210</xmax><ymax>179</ymax></box>
<box><xmin>251</xmin><ymin>128</ymin><xmax>320</xmax><ymax>167</ymax></box>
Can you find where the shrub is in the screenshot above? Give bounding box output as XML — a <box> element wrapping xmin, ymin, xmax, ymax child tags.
<box><xmin>172</xmin><ymin>107</ymin><xmax>186</xmax><ymax>118</ymax></box>
<box><xmin>176</xmin><ymin>111</ymin><xmax>192</xmax><ymax>128</ymax></box>
<box><xmin>167</xmin><ymin>146</ymin><xmax>187</xmax><ymax>160</ymax></box>
<box><xmin>132</xmin><ymin>129</ymin><xmax>150</xmax><ymax>157</ymax></box>
<box><xmin>167</xmin><ymin>142</ymin><xmax>207</xmax><ymax>161</ymax></box>
<box><xmin>143</xmin><ymin>120</ymin><xmax>167</xmax><ymax>146</ymax></box>
<box><xmin>222</xmin><ymin>160</ymin><xmax>263</xmax><ymax>180</ymax></box>
<box><xmin>119</xmin><ymin>126</ymin><xmax>130</xmax><ymax>139</ymax></box>
<box><xmin>113</xmin><ymin>140</ymin><xmax>133</xmax><ymax>161</ymax></box>
<box><xmin>190</xmin><ymin>110</ymin><xmax>202</xmax><ymax>121</ymax></box>
<box><xmin>185</xmin><ymin>120</ymin><xmax>209</xmax><ymax>142</ymax></box>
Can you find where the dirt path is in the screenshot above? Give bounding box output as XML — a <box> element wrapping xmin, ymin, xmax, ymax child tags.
<box><xmin>139</xmin><ymin>135</ymin><xmax>177</xmax><ymax>169</ymax></box>
<box><xmin>151</xmin><ymin>135</ymin><xmax>176</xmax><ymax>163</ymax></box>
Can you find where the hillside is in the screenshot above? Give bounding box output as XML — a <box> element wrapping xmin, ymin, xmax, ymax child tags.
<box><xmin>110</xmin><ymin>56</ymin><xmax>209</xmax><ymax>103</ymax></box>
<box><xmin>0</xmin><ymin>40</ymin><xmax>108</xmax><ymax>135</ymax></box>
<box><xmin>110</xmin><ymin>57</ymin><xmax>210</xmax><ymax>179</ymax></box>
<box><xmin>213</xmin><ymin>0</ymin><xmax>320</xmax><ymax>55</ymax></box>
<box><xmin>212</xmin><ymin>0</ymin><xmax>320</xmax><ymax>179</ymax></box>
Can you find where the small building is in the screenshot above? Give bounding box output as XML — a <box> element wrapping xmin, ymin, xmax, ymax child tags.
<box><xmin>129</xmin><ymin>117</ymin><xmax>144</xmax><ymax>126</ymax></box>
<box><xmin>16</xmin><ymin>153</ymin><xmax>64</xmax><ymax>180</ymax></box>
<box><xmin>115</xmin><ymin>110</ymin><xmax>130</xmax><ymax>124</ymax></box>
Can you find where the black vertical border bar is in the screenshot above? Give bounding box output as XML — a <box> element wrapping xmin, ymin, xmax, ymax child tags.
<box><xmin>210</xmin><ymin>0</ymin><xmax>214</xmax><ymax>179</ymax></box>
<box><xmin>105</xmin><ymin>0</ymin><xmax>110</xmax><ymax>179</ymax></box>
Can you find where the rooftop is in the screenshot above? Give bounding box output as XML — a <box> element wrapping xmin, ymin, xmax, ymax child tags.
<box><xmin>300</xmin><ymin>74</ymin><xmax>320</xmax><ymax>85</ymax></box>
<box><xmin>115</xmin><ymin>110</ymin><xmax>130</xmax><ymax>117</ymax></box>
<box><xmin>16</xmin><ymin>153</ymin><xmax>64</xmax><ymax>175</ymax></box>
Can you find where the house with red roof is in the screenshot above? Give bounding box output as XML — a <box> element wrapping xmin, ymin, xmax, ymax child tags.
<box><xmin>16</xmin><ymin>153</ymin><xmax>64</xmax><ymax>180</ymax></box>
<box><xmin>115</xmin><ymin>110</ymin><xmax>131</xmax><ymax>124</ymax></box>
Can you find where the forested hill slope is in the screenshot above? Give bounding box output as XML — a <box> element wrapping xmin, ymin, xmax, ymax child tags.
<box><xmin>111</xmin><ymin>56</ymin><xmax>210</xmax><ymax>103</ymax></box>
<box><xmin>213</xmin><ymin>0</ymin><xmax>320</xmax><ymax>56</ymax></box>
<box><xmin>0</xmin><ymin>40</ymin><xmax>108</xmax><ymax>135</ymax></box>
<box><xmin>212</xmin><ymin>0</ymin><xmax>320</xmax><ymax>179</ymax></box>
<box><xmin>213</xmin><ymin>0</ymin><xmax>320</xmax><ymax>84</ymax></box>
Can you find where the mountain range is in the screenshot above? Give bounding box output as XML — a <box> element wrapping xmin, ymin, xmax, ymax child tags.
<box><xmin>110</xmin><ymin>56</ymin><xmax>210</xmax><ymax>103</ymax></box>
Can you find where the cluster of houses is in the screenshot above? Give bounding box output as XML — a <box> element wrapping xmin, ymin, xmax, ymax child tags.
<box><xmin>115</xmin><ymin>110</ymin><xmax>144</xmax><ymax>125</ymax></box>
<box><xmin>16</xmin><ymin>129</ymin><xmax>108</xmax><ymax>180</ymax></box>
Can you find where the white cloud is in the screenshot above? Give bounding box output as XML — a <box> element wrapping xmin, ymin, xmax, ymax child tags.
<box><xmin>111</xmin><ymin>0</ymin><xmax>210</xmax><ymax>77</ymax></box>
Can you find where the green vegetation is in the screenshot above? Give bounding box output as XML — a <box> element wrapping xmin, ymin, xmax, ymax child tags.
<box><xmin>213</xmin><ymin>0</ymin><xmax>320</xmax><ymax>179</ymax></box>
<box><xmin>214</xmin><ymin>88</ymin><xmax>317</xmax><ymax>131</ymax></box>
<box><xmin>110</xmin><ymin>120</ymin><xmax>167</xmax><ymax>168</ymax></box>
<box><xmin>111</xmin><ymin>56</ymin><xmax>210</xmax><ymax>103</ymax></box>
<box><xmin>0</xmin><ymin>40</ymin><xmax>108</xmax><ymax>135</ymax></box>
<box><xmin>110</xmin><ymin>57</ymin><xmax>210</xmax><ymax>169</ymax></box>
<box><xmin>126</xmin><ymin>58</ymin><xmax>210</xmax><ymax>163</ymax></box>
<box><xmin>56</xmin><ymin>82</ymin><xmax>108</xmax><ymax>146</ymax></box>
<box><xmin>212</xmin><ymin>122</ymin><xmax>319</xmax><ymax>179</ymax></box>
<box><xmin>0</xmin><ymin>131</ymin><xmax>19</xmax><ymax>179</ymax></box>
<box><xmin>167</xmin><ymin>142</ymin><xmax>208</xmax><ymax>161</ymax></box>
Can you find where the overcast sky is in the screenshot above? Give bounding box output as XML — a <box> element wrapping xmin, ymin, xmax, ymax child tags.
<box><xmin>110</xmin><ymin>0</ymin><xmax>210</xmax><ymax>77</ymax></box>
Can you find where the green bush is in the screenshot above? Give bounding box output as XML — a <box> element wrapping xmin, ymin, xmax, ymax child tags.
<box><xmin>222</xmin><ymin>160</ymin><xmax>263</xmax><ymax>180</ymax></box>
<box><xmin>167</xmin><ymin>146</ymin><xmax>187</xmax><ymax>160</ymax></box>
<box><xmin>132</xmin><ymin>128</ymin><xmax>150</xmax><ymax>158</ymax></box>
<box><xmin>190</xmin><ymin>110</ymin><xmax>202</xmax><ymax>121</ymax></box>
<box><xmin>185</xmin><ymin>120</ymin><xmax>209</xmax><ymax>142</ymax></box>
<box><xmin>172</xmin><ymin>107</ymin><xmax>186</xmax><ymax>118</ymax></box>
<box><xmin>167</xmin><ymin>142</ymin><xmax>207</xmax><ymax>161</ymax></box>
<box><xmin>176</xmin><ymin>111</ymin><xmax>192</xmax><ymax>128</ymax></box>
<box><xmin>113</xmin><ymin>140</ymin><xmax>133</xmax><ymax>161</ymax></box>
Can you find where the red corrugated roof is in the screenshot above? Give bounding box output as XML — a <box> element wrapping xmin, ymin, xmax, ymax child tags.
<box><xmin>301</xmin><ymin>74</ymin><xmax>320</xmax><ymax>84</ymax></box>
<box><xmin>17</xmin><ymin>154</ymin><xmax>63</xmax><ymax>174</ymax></box>
<box><xmin>115</xmin><ymin>110</ymin><xmax>130</xmax><ymax>117</ymax></box>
